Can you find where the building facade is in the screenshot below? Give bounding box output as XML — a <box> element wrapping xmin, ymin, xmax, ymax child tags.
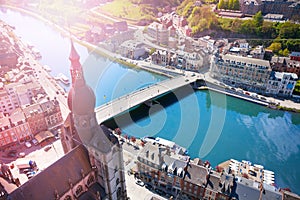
<box><xmin>0</xmin><ymin>115</ymin><xmax>15</xmax><ymax>149</ymax></box>
<box><xmin>40</xmin><ymin>99</ymin><xmax>63</xmax><ymax>130</ymax></box>
<box><xmin>290</xmin><ymin>52</ymin><xmax>300</xmax><ymax>62</ymax></box>
<box><xmin>0</xmin><ymin>89</ymin><xmax>16</xmax><ymax>115</ymax></box>
<box><xmin>0</xmin><ymin>110</ymin><xmax>32</xmax><ymax>149</ymax></box>
<box><xmin>270</xmin><ymin>56</ymin><xmax>300</xmax><ymax>77</ymax></box>
<box><xmin>266</xmin><ymin>71</ymin><xmax>298</xmax><ymax>97</ymax></box>
<box><xmin>22</xmin><ymin>103</ymin><xmax>47</xmax><ymax>135</ymax></box>
<box><xmin>9</xmin><ymin>109</ymin><xmax>32</xmax><ymax>144</ymax></box>
<box><xmin>137</xmin><ymin>142</ymin><xmax>189</xmax><ymax>197</ymax></box>
<box><xmin>239</xmin><ymin>0</ymin><xmax>300</xmax><ymax>19</ymax></box>
<box><xmin>211</xmin><ymin>54</ymin><xmax>272</xmax><ymax>93</ymax></box>
<box><xmin>147</xmin><ymin>22</ymin><xmax>169</xmax><ymax>46</ymax></box>
<box><xmin>119</xmin><ymin>40</ymin><xmax>146</xmax><ymax>60</ymax></box>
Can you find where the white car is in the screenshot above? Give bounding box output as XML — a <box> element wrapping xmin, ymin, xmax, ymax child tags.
<box><xmin>135</xmin><ymin>179</ymin><xmax>145</xmax><ymax>187</ymax></box>
<box><xmin>32</xmin><ymin>139</ymin><xmax>39</xmax><ymax>146</ymax></box>
<box><xmin>25</xmin><ymin>141</ymin><xmax>32</xmax><ymax>148</ymax></box>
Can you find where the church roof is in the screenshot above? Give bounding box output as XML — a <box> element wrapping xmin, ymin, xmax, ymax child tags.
<box><xmin>8</xmin><ymin>145</ymin><xmax>92</xmax><ymax>200</ymax></box>
<box><xmin>67</xmin><ymin>85</ymin><xmax>95</xmax><ymax>115</ymax></box>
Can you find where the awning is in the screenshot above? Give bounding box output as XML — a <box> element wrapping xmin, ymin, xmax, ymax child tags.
<box><xmin>34</xmin><ymin>131</ymin><xmax>55</xmax><ymax>143</ymax></box>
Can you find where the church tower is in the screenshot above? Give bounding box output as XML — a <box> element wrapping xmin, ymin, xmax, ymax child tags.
<box><xmin>62</xmin><ymin>41</ymin><xmax>127</xmax><ymax>200</ymax></box>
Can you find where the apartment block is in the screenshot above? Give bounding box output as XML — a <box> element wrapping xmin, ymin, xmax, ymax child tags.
<box><xmin>211</xmin><ymin>54</ymin><xmax>272</xmax><ymax>93</ymax></box>
<box><xmin>147</xmin><ymin>22</ymin><xmax>169</xmax><ymax>46</ymax></box>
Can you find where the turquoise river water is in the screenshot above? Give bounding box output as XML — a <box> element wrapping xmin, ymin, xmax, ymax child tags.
<box><xmin>1</xmin><ymin>8</ymin><xmax>300</xmax><ymax>194</ymax></box>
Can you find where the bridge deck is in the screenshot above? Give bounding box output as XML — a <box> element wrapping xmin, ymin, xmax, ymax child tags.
<box><xmin>95</xmin><ymin>75</ymin><xmax>200</xmax><ymax>123</ymax></box>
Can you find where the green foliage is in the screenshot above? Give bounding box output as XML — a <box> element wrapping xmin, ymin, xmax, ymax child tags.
<box><xmin>260</xmin><ymin>21</ymin><xmax>277</xmax><ymax>38</ymax></box>
<box><xmin>233</xmin><ymin>0</ymin><xmax>240</xmax><ymax>10</ymax></box>
<box><xmin>253</xmin><ymin>11</ymin><xmax>263</xmax><ymax>27</ymax></box>
<box><xmin>149</xmin><ymin>48</ymin><xmax>156</xmax><ymax>55</ymax></box>
<box><xmin>294</xmin><ymin>80</ymin><xmax>300</xmax><ymax>94</ymax></box>
<box><xmin>286</xmin><ymin>39</ymin><xmax>300</xmax><ymax>52</ymax></box>
<box><xmin>268</xmin><ymin>42</ymin><xmax>282</xmax><ymax>54</ymax></box>
<box><xmin>182</xmin><ymin>2</ymin><xmax>195</xmax><ymax>17</ymax></box>
<box><xmin>176</xmin><ymin>0</ymin><xmax>300</xmax><ymax>52</ymax></box>
<box><xmin>217</xmin><ymin>0</ymin><xmax>239</xmax><ymax>10</ymax></box>
<box><xmin>187</xmin><ymin>5</ymin><xmax>219</xmax><ymax>34</ymax></box>
<box><xmin>177</xmin><ymin>0</ymin><xmax>194</xmax><ymax>16</ymax></box>
<box><xmin>218</xmin><ymin>0</ymin><xmax>225</xmax><ymax>9</ymax></box>
<box><xmin>205</xmin><ymin>0</ymin><xmax>219</xmax><ymax>4</ymax></box>
<box><xmin>278</xmin><ymin>48</ymin><xmax>290</xmax><ymax>57</ymax></box>
<box><xmin>278</xmin><ymin>21</ymin><xmax>300</xmax><ymax>39</ymax></box>
<box><xmin>228</xmin><ymin>0</ymin><xmax>234</xmax><ymax>10</ymax></box>
<box><xmin>240</xmin><ymin>19</ymin><xmax>256</xmax><ymax>34</ymax></box>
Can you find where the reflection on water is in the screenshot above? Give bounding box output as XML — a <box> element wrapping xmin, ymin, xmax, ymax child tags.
<box><xmin>107</xmin><ymin>89</ymin><xmax>300</xmax><ymax>193</ymax></box>
<box><xmin>1</xmin><ymin>7</ymin><xmax>300</xmax><ymax>195</ymax></box>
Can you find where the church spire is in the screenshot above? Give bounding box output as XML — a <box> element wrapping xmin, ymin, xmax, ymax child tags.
<box><xmin>67</xmin><ymin>40</ymin><xmax>95</xmax><ymax>115</ymax></box>
<box><xmin>69</xmin><ymin>40</ymin><xmax>85</xmax><ymax>86</ymax></box>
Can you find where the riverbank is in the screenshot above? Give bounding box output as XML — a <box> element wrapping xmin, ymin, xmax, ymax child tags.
<box><xmin>2</xmin><ymin>4</ymin><xmax>300</xmax><ymax>113</ymax></box>
<box><xmin>1</xmin><ymin>5</ymin><xmax>174</xmax><ymax>80</ymax></box>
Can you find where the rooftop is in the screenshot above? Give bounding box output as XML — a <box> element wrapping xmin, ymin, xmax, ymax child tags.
<box><xmin>222</xmin><ymin>54</ymin><xmax>271</xmax><ymax>68</ymax></box>
<box><xmin>8</xmin><ymin>144</ymin><xmax>99</xmax><ymax>200</ymax></box>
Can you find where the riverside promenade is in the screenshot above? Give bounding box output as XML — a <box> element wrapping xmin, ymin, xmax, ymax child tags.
<box><xmin>95</xmin><ymin>74</ymin><xmax>200</xmax><ymax>123</ymax></box>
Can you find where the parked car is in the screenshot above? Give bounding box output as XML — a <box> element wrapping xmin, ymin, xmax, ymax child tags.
<box><xmin>145</xmin><ymin>184</ymin><xmax>153</xmax><ymax>190</ymax></box>
<box><xmin>154</xmin><ymin>189</ymin><xmax>166</xmax><ymax>196</ymax></box>
<box><xmin>18</xmin><ymin>152</ymin><xmax>26</xmax><ymax>158</ymax></box>
<box><xmin>135</xmin><ymin>179</ymin><xmax>145</xmax><ymax>187</ymax></box>
<box><xmin>32</xmin><ymin>139</ymin><xmax>38</xmax><ymax>146</ymax></box>
<box><xmin>260</xmin><ymin>96</ymin><xmax>267</xmax><ymax>101</ymax></box>
<box><xmin>251</xmin><ymin>93</ymin><xmax>259</xmax><ymax>98</ymax></box>
<box><xmin>7</xmin><ymin>150</ymin><xmax>17</xmax><ymax>158</ymax></box>
<box><xmin>44</xmin><ymin>145</ymin><xmax>52</xmax><ymax>152</ymax></box>
<box><xmin>25</xmin><ymin>141</ymin><xmax>32</xmax><ymax>148</ymax></box>
<box><xmin>26</xmin><ymin>171</ymin><xmax>36</xmax><ymax>179</ymax></box>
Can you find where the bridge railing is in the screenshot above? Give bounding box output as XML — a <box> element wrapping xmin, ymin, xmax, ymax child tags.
<box><xmin>95</xmin><ymin>76</ymin><xmax>185</xmax><ymax>112</ymax></box>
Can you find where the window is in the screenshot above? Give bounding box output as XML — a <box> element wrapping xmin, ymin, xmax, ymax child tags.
<box><xmin>87</xmin><ymin>175</ymin><xmax>95</xmax><ymax>186</ymax></box>
<box><xmin>64</xmin><ymin>195</ymin><xmax>72</xmax><ymax>200</ymax></box>
<box><xmin>117</xmin><ymin>187</ymin><xmax>122</xmax><ymax>199</ymax></box>
<box><xmin>75</xmin><ymin>185</ymin><xmax>83</xmax><ymax>197</ymax></box>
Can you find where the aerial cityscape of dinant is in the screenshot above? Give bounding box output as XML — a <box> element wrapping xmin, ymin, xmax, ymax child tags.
<box><xmin>0</xmin><ymin>0</ymin><xmax>300</xmax><ymax>199</ymax></box>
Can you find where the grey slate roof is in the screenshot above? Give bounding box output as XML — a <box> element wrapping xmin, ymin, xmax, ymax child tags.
<box><xmin>8</xmin><ymin>144</ymin><xmax>92</xmax><ymax>200</ymax></box>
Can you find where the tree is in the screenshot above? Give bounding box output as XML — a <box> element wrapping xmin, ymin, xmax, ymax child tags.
<box><xmin>218</xmin><ymin>0</ymin><xmax>225</xmax><ymax>9</ymax></box>
<box><xmin>131</xmin><ymin>136</ymin><xmax>136</xmax><ymax>144</ymax></box>
<box><xmin>281</xmin><ymin>48</ymin><xmax>290</xmax><ymax>57</ymax></box>
<box><xmin>279</xmin><ymin>21</ymin><xmax>300</xmax><ymax>39</ymax></box>
<box><xmin>261</xmin><ymin>21</ymin><xmax>276</xmax><ymax>38</ymax></box>
<box><xmin>149</xmin><ymin>48</ymin><xmax>156</xmax><ymax>55</ymax></box>
<box><xmin>253</xmin><ymin>11</ymin><xmax>263</xmax><ymax>27</ymax></box>
<box><xmin>124</xmin><ymin>134</ymin><xmax>128</xmax><ymax>142</ymax></box>
<box><xmin>268</xmin><ymin>42</ymin><xmax>282</xmax><ymax>54</ymax></box>
<box><xmin>232</xmin><ymin>0</ymin><xmax>240</xmax><ymax>10</ymax></box>
<box><xmin>228</xmin><ymin>0</ymin><xmax>234</xmax><ymax>10</ymax></box>
<box><xmin>240</xmin><ymin>19</ymin><xmax>256</xmax><ymax>34</ymax></box>
<box><xmin>294</xmin><ymin>80</ymin><xmax>300</xmax><ymax>94</ymax></box>
<box><xmin>115</xmin><ymin>128</ymin><xmax>122</xmax><ymax>137</ymax></box>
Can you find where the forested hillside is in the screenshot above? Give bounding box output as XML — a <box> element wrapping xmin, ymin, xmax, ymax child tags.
<box><xmin>176</xmin><ymin>0</ymin><xmax>300</xmax><ymax>53</ymax></box>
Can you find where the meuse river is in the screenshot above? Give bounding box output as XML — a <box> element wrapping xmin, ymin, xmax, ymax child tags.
<box><xmin>1</xmin><ymin>7</ymin><xmax>300</xmax><ymax>194</ymax></box>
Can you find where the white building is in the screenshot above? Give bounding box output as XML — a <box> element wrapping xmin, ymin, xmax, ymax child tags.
<box><xmin>177</xmin><ymin>50</ymin><xmax>205</xmax><ymax>71</ymax></box>
<box><xmin>119</xmin><ymin>40</ymin><xmax>146</xmax><ymax>60</ymax></box>
<box><xmin>147</xmin><ymin>22</ymin><xmax>169</xmax><ymax>45</ymax></box>
<box><xmin>266</xmin><ymin>71</ymin><xmax>298</xmax><ymax>97</ymax></box>
<box><xmin>211</xmin><ymin>54</ymin><xmax>272</xmax><ymax>92</ymax></box>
